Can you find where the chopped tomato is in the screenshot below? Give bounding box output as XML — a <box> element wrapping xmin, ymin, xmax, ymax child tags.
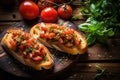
<box><xmin>64</xmin><ymin>29</ymin><xmax>74</xmax><ymax>35</ymax></box>
<box><xmin>27</xmin><ymin>38</ymin><xmax>34</xmax><ymax>45</ymax></box>
<box><xmin>19</xmin><ymin>45</ymin><xmax>25</xmax><ymax>51</ymax></box>
<box><xmin>32</xmin><ymin>56</ymin><xmax>42</xmax><ymax>62</ymax></box>
<box><xmin>59</xmin><ymin>38</ymin><xmax>63</xmax><ymax>44</ymax></box>
<box><xmin>48</xmin><ymin>32</ymin><xmax>56</xmax><ymax>39</ymax></box>
<box><xmin>9</xmin><ymin>40</ymin><xmax>16</xmax><ymax>47</ymax></box>
<box><xmin>66</xmin><ymin>36</ymin><xmax>72</xmax><ymax>40</ymax></box>
<box><xmin>64</xmin><ymin>30</ymin><xmax>71</xmax><ymax>35</ymax></box>
<box><xmin>45</xmin><ymin>33</ymin><xmax>50</xmax><ymax>38</ymax></box>
<box><xmin>65</xmin><ymin>42</ymin><xmax>73</xmax><ymax>47</ymax></box>
<box><xmin>23</xmin><ymin>32</ymin><xmax>30</xmax><ymax>39</ymax></box>
<box><xmin>40</xmin><ymin>31</ymin><xmax>45</xmax><ymax>38</ymax></box>
<box><xmin>60</xmin><ymin>26</ymin><xmax>64</xmax><ymax>30</ymax></box>
<box><xmin>13</xmin><ymin>32</ymin><xmax>19</xmax><ymax>37</ymax></box>
<box><xmin>41</xmin><ymin>49</ymin><xmax>46</xmax><ymax>55</ymax></box>
<box><xmin>39</xmin><ymin>45</ymin><xmax>44</xmax><ymax>51</ymax></box>
<box><xmin>51</xmin><ymin>24</ymin><xmax>57</xmax><ymax>29</ymax></box>
<box><xmin>75</xmin><ymin>39</ymin><xmax>80</xmax><ymax>46</ymax></box>
<box><xmin>29</xmin><ymin>53</ymin><xmax>33</xmax><ymax>58</ymax></box>
<box><xmin>41</xmin><ymin>25</ymin><xmax>48</xmax><ymax>31</ymax></box>
<box><xmin>69</xmin><ymin>29</ymin><xmax>74</xmax><ymax>33</ymax></box>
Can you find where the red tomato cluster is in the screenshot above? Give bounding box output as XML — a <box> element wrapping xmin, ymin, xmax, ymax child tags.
<box><xmin>19</xmin><ymin>0</ymin><xmax>73</xmax><ymax>22</ymax></box>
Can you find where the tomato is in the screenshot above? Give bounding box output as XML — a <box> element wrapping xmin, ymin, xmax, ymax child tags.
<box><xmin>60</xmin><ymin>26</ymin><xmax>65</xmax><ymax>30</ymax></box>
<box><xmin>57</xmin><ymin>4</ymin><xmax>73</xmax><ymax>19</ymax></box>
<box><xmin>19</xmin><ymin>1</ymin><xmax>39</xmax><ymax>20</ymax></box>
<box><xmin>40</xmin><ymin>31</ymin><xmax>45</xmax><ymax>38</ymax></box>
<box><xmin>48</xmin><ymin>32</ymin><xmax>56</xmax><ymax>39</ymax></box>
<box><xmin>59</xmin><ymin>38</ymin><xmax>63</xmax><ymax>44</ymax></box>
<box><xmin>40</xmin><ymin>7</ymin><xmax>58</xmax><ymax>23</ymax></box>
<box><xmin>9</xmin><ymin>40</ymin><xmax>16</xmax><ymax>48</ymax></box>
<box><xmin>32</xmin><ymin>56</ymin><xmax>42</xmax><ymax>62</ymax></box>
<box><xmin>41</xmin><ymin>26</ymin><xmax>48</xmax><ymax>31</ymax></box>
<box><xmin>19</xmin><ymin>45</ymin><xmax>25</xmax><ymax>51</ymax></box>
<box><xmin>65</xmin><ymin>42</ymin><xmax>73</xmax><ymax>47</ymax></box>
<box><xmin>75</xmin><ymin>39</ymin><xmax>80</xmax><ymax>46</ymax></box>
<box><xmin>37</xmin><ymin>0</ymin><xmax>55</xmax><ymax>12</ymax></box>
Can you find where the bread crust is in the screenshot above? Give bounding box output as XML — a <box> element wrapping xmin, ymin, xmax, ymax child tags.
<box><xmin>1</xmin><ymin>28</ymin><xmax>53</xmax><ymax>70</ymax></box>
<box><xmin>30</xmin><ymin>23</ymin><xmax>87</xmax><ymax>55</ymax></box>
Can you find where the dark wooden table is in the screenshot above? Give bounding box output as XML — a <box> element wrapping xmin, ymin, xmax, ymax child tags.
<box><xmin>0</xmin><ymin>1</ymin><xmax>120</xmax><ymax>80</ymax></box>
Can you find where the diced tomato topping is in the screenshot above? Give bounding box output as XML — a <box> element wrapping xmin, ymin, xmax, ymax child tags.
<box><xmin>64</xmin><ymin>30</ymin><xmax>71</xmax><ymax>35</ymax></box>
<box><xmin>12</xmin><ymin>32</ymin><xmax>19</xmax><ymax>38</ymax></box>
<box><xmin>60</xmin><ymin>26</ymin><xmax>64</xmax><ymax>30</ymax></box>
<box><xmin>44</xmin><ymin>34</ymin><xmax>49</xmax><ymax>38</ymax></box>
<box><xmin>31</xmin><ymin>53</ymin><xmax>35</xmax><ymax>57</ymax></box>
<box><xmin>23</xmin><ymin>32</ymin><xmax>29</xmax><ymax>39</ymax></box>
<box><xmin>39</xmin><ymin>45</ymin><xmax>44</xmax><ymax>51</ymax></box>
<box><xmin>75</xmin><ymin>39</ymin><xmax>80</xmax><ymax>46</ymax></box>
<box><xmin>40</xmin><ymin>31</ymin><xmax>45</xmax><ymax>38</ymax></box>
<box><xmin>41</xmin><ymin>25</ymin><xmax>48</xmax><ymax>32</ymax></box>
<box><xmin>9</xmin><ymin>40</ymin><xmax>16</xmax><ymax>47</ymax></box>
<box><xmin>35</xmin><ymin>52</ymin><xmax>41</xmax><ymax>56</ymax></box>
<box><xmin>32</xmin><ymin>56</ymin><xmax>42</xmax><ymax>62</ymax></box>
<box><xmin>19</xmin><ymin>45</ymin><xmax>25</xmax><ymax>51</ymax></box>
<box><xmin>69</xmin><ymin>29</ymin><xmax>74</xmax><ymax>33</ymax></box>
<box><xmin>51</xmin><ymin>24</ymin><xmax>57</xmax><ymax>29</ymax></box>
<box><xmin>66</xmin><ymin>36</ymin><xmax>72</xmax><ymax>40</ymax></box>
<box><xmin>41</xmin><ymin>50</ymin><xmax>46</xmax><ymax>55</ymax></box>
<box><xmin>64</xmin><ymin>29</ymin><xmax>74</xmax><ymax>35</ymax></box>
<box><xmin>65</xmin><ymin>42</ymin><xmax>73</xmax><ymax>47</ymax></box>
<box><xmin>59</xmin><ymin>38</ymin><xmax>63</xmax><ymax>44</ymax></box>
<box><xmin>27</xmin><ymin>38</ymin><xmax>34</xmax><ymax>46</ymax></box>
<box><xmin>26</xmin><ymin>42</ymin><xmax>32</xmax><ymax>47</ymax></box>
<box><xmin>48</xmin><ymin>32</ymin><xmax>56</xmax><ymax>39</ymax></box>
<box><xmin>29</xmin><ymin>53</ymin><xmax>33</xmax><ymax>59</ymax></box>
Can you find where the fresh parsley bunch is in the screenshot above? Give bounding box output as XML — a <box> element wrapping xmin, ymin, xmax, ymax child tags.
<box><xmin>78</xmin><ymin>0</ymin><xmax>120</xmax><ymax>45</ymax></box>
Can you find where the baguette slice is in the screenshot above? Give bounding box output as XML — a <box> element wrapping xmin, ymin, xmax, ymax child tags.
<box><xmin>1</xmin><ymin>28</ymin><xmax>53</xmax><ymax>70</ymax></box>
<box><xmin>30</xmin><ymin>23</ymin><xmax>87</xmax><ymax>55</ymax></box>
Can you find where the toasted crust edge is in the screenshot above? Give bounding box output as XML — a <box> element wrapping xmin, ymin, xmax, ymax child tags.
<box><xmin>1</xmin><ymin>28</ymin><xmax>54</xmax><ymax>70</ymax></box>
<box><xmin>30</xmin><ymin>23</ymin><xmax>87</xmax><ymax>55</ymax></box>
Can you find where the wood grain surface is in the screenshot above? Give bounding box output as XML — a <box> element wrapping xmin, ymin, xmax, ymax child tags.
<box><xmin>0</xmin><ymin>1</ymin><xmax>120</xmax><ymax>80</ymax></box>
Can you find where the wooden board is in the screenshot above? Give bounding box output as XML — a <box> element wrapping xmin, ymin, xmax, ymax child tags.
<box><xmin>0</xmin><ymin>19</ymin><xmax>81</xmax><ymax>80</ymax></box>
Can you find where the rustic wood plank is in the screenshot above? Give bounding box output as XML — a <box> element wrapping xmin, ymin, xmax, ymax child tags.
<box><xmin>0</xmin><ymin>63</ymin><xmax>120</xmax><ymax>80</ymax></box>
<box><xmin>78</xmin><ymin>43</ymin><xmax>120</xmax><ymax>61</ymax></box>
<box><xmin>65</xmin><ymin>63</ymin><xmax>120</xmax><ymax>80</ymax></box>
<box><xmin>0</xmin><ymin>6</ymin><xmax>22</xmax><ymax>21</ymax></box>
<box><xmin>0</xmin><ymin>22</ymin><xmax>17</xmax><ymax>34</ymax></box>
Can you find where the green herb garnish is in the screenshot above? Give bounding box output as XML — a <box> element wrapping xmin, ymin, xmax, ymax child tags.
<box><xmin>94</xmin><ymin>65</ymin><xmax>113</xmax><ymax>80</ymax></box>
<box><xmin>78</xmin><ymin>0</ymin><xmax>120</xmax><ymax>45</ymax></box>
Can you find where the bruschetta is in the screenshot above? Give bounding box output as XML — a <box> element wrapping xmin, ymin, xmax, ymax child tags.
<box><xmin>30</xmin><ymin>23</ymin><xmax>87</xmax><ymax>55</ymax></box>
<box><xmin>1</xmin><ymin>28</ymin><xmax>53</xmax><ymax>70</ymax></box>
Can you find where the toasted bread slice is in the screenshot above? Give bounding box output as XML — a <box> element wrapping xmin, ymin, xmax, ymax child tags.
<box><xmin>30</xmin><ymin>23</ymin><xmax>87</xmax><ymax>55</ymax></box>
<box><xmin>1</xmin><ymin>28</ymin><xmax>53</xmax><ymax>70</ymax></box>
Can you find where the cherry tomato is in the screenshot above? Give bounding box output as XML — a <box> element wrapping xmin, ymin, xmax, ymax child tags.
<box><xmin>57</xmin><ymin>4</ymin><xmax>73</xmax><ymax>19</ymax></box>
<box><xmin>37</xmin><ymin>0</ymin><xmax>54</xmax><ymax>12</ymax></box>
<box><xmin>40</xmin><ymin>7</ymin><xmax>58</xmax><ymax>23</ymax></box>
<box><xmin>19</xmin><ymin>1</ymin><xmax>39</xmax><ymax>20</ymax></box>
